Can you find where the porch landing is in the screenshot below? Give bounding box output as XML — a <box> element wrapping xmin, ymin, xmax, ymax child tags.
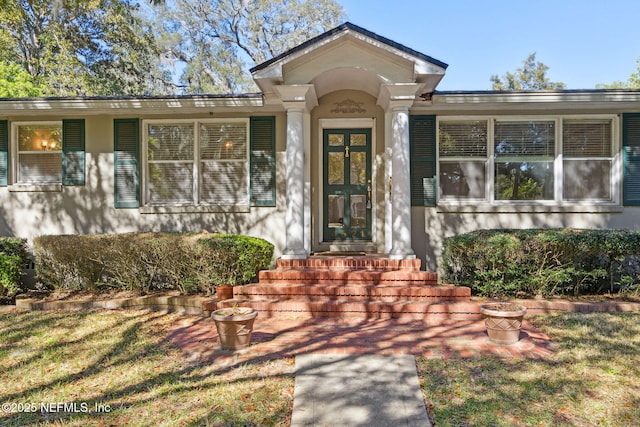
<box><xmin>216</xmin><ymin>255</ymin><xmax>472</xmax><ymax>319</ymax></box>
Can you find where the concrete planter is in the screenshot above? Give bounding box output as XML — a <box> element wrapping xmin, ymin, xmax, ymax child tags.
<box><xmin>211</xmin><ymin>307</ymin><xmax>258</xmax><ymax>350</ymax></box>
<box><xmin>480</xmin><ymin>302</ymin><xmax>527</xmax><ymax>345</ymax></box>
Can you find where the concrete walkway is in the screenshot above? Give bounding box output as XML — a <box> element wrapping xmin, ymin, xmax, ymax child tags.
<box><xmin>291</xmin><ymin>354</ymin><xmax>430</xmax><ymax>427</ymax></box>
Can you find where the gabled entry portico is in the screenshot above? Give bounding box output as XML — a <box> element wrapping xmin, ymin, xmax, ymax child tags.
<box><xmin>251</xmin><ymin>23</ymin><xmax>447</xmax><ymax>259</ymax></box>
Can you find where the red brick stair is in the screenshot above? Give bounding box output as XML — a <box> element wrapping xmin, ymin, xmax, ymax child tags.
<box><xmin>207</xmin><ymin>255</ymin><xmax>472</xmax><ymax>319</ymax></box>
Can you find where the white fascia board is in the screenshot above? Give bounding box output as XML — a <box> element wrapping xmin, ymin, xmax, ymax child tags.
<box><xmin>411</xmin><ymin>91</ymin><xmax>640</xmax><ymax>113</ymax></box>
<box><xmin>0</xmin><ymin>96</ymin><xmax>265</xmax><ymax>117</ymax></box>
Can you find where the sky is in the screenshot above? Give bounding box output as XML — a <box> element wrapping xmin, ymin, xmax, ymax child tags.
<box><xmin>338</xmin><ymin>0</ymin><xmax>640</xmax><ymax>90</ymax></box>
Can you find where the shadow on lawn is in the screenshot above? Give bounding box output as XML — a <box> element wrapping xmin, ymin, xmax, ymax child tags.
<box><xmin>1</xmin><ymin>310</ymin><xmax>638</xmax><ymax>425</ymax></box>
<box><xmin>0</xmin><ymin>310</ymin><xmax>292</xmax><ymax>426</ymax></box>
<box><xmin>419</xmin><ymin>312</ymin><xmax>640</xmax><ymax>426</ymax></box>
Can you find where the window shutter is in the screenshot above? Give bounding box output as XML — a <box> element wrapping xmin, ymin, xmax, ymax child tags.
<box><xmin>410</xmin><ymin>115</ymin><xmax>437</xmax><ymax>206</ymax></box>
<box><xmin>114</xmin><ymin>119</ymin><xmax>140</xmax><ymax>208</ymax></box>
<box><xmin>623</xmin><ymin>113</ymin><xmax>640</xmax><ymax>206</ymax></box>
<box><xmin>250</xmin><ymin>116</ymin><xmax>276</xmax><ymax>206</ymax></box>
<box><xmin>62</xmin><ymin>119</ymin><xmax>85</xmax><ymax>185</ymax></box>
<box><xmin>0</xmin><ymin>120</ymin><xmax>7</xmax><ymax>186</ymax></box>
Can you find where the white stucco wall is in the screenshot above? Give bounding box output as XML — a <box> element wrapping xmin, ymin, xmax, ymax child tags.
<box><xmin>0</xmin><ymin>114</ymin><xmax>287</xmax><ymax>258</ymax></box>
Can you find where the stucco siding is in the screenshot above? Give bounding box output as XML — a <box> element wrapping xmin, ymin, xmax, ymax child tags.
<box><xmin>0</xmin><ymin>114</ymin><xmax>287</xmax><ymax>257</ymax></box>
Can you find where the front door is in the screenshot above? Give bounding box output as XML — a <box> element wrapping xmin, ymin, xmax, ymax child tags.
<box><xmin>323</xmin><ymin>129</ymin><xmax>372</xmax><ymax>241</ymax></box>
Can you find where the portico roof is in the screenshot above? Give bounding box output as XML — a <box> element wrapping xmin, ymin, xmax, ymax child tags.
<box><xmin>251</xmin><ymin>22</ymin><xmax>448</xmax><ymax>101</ymax></box>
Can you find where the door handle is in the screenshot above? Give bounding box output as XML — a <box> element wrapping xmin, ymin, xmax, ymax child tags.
<box><xmin>367</xmin><ymin>180</ymin><xmax>372</xmax><ymax>209</ymax></box>
<box><xmin>345</xmin><ymin>146</ymin><xmax>350</xmax><ymax>157</ymax></box>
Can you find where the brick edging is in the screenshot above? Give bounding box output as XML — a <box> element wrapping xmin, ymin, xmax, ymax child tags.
<box><xmin>7</xmin><ymin>296</ymin><xmax>640</xmax><ymax>317</ymax></box>
<box><xmin>14</xmin><ymin>295</ymin><xmax>210</xmax><ymax>315</ymax></box>
<box><xmin>516</xmin><ymin>299</ymin><xmax>640</xmax><ymax>314</ymax></box>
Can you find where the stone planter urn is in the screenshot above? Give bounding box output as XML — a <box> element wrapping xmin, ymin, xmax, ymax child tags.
<box><xmin>211</xmin><ymin>307</ymin><xmax>258</xmax><ymax>350</ymax></box>
<box><xmin>480</xmin><ymin>302</ymin><xmax>527</xmax><ymax>345</ymax></box>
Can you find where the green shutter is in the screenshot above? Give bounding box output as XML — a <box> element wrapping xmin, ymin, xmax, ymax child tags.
<box><xmin>62</xmin><ymin>119</ymin><xmax>85</xmax><ymax>185</ymax></box>
<box><xmin>0</xmin><ymin>120</ymin><xmax>7</xmax><ymax>186</ymax></box>
<box><xmin>250</xmin><ymin>116</ymin><xmax>276</xmax><ymax>206</ymax></box>
<box><xmin>114</xmin><ymin>119</ymin><xmax>140</xmax><ymax>208</ymax></box>
<box><xmin>624</xmin><ymin>113</ymin><xmax>640</xmax><ymax>206</ymax></box>
<box><xmin>409</xmin><ymin>115</ymin><xmax>437</xmax><ymax>206</ymax></box>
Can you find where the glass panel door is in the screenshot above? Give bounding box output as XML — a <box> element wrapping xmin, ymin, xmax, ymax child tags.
<box><xmin>323</xmin><ymin>129</ymin><xmax>372</xmax><ymax>241</ymax></box>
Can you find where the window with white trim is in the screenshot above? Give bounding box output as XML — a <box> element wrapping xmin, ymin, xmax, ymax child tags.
<box><xmin>562</xmin><ymin>120</ymin><xmax>612</xmax><ymax>200</ymax></box>
<box><xmin>144</xmin><ymin>119</ymin><xmax>249</xmax><ymax>206</ymax></box>
<box><xmin>13</xmin><ymin>122</ymin><xmax>62</xmax><ymax>183</ymax></box>
<box><xmin>494</xmin><ymin>120</ymin><xmax>555</xmax><ymax>201</ymax></box>
<box><xmin>438</xmin><ymin>120</ymin><xmax>487</xmax><ymax>200</ymax></box>
<box><xmin>438</xmin><ymin>116</ymin><xmax>618</xmax><ymax>204</ymax></box>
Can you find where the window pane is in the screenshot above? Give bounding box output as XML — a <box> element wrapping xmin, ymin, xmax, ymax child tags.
<box><xmin>328</xmin><ymin>152</ymin><xmax>344</xmax><ymax>185</ymax></box>
<box><xmin>201</xmin><ymin>123</ymin><xmax>247</xmax><ymax>160</ymax></box>
<box><xmin>564</xmin><ymin>160</ymin><xmax>611</xmax><ymax>200</ymax></box>
<box><xmin>328</xmin><ymin>194</ymin><xmax>344</xmax><ymax>227</ymax></box>
<box><xmin>439</xmin><ymin>121</ymin><xmax>487</xmax><ymax>157</ymax></box>
<box><xmin>148</xmin><ymin>163</ymin><xmax>194</xmax><ymax>204</ymax></box>
<box><xmin>148</xmin><ymin>125</ymin><xmax>193</xmax><ymax>161</ymax></box>
<box><xmin>350</xmin><ymin>195</ymin><xmax>366</xmax><ymax>227</ymax></box>
<box><xmin>350</xmin><ymin>134</ymin><xmax>366</xmax><ymax>146</ymax></box>
<box><xmin>350</xmin><ymin>152</ymin><xmax>367</xmax><ymax>184</ymax></box>
<box><xmin>328</xmin><ymin>134</ymin><xmax>344</xmax><ymax>146</ymax></box>
<box><xmin>563</xmin><ymin>120</ymin><xmax>611</xmax><ymax>157</ymax></box>
<box><xmin>18</xmin><ymin>125</ymin><xmax>61</xmax><ymax>151</ymax></box>
<box><xmin>495</xmin><ymin>121</ymin><xmax>555</xmax><ymax>158</ymax></box>
<box><xmin>201</xmin><ymin>161</ymin><xmax>248</xmax><ymax>204</ymax></box>
<box><xmin>439</xmin><ymin>161</ymin><xmax>485</xmax><ymax>198</ymax></box>
<box><xmin>18</xmin><ymin>153</ymin><xmax>61</xmax><ymax>183</ymax></box>
<box><xmin>495</xmin><ymin>162</ymin><xmax>554</xmax><ymax>200</ymax></box>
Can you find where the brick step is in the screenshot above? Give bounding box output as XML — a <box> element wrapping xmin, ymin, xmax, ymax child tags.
<box><xmin>258</xmin><ymin>269</ymin><xmax>438</xmax><ymax>285</ymax></box>
<box><xmin>236</xmin><ymin>283</ymin><xmax>469</xmax><ymax>301</ymax></box>
<box><xmin>209</xmin><ymin>298</ymin><xmax>482</xmax><ymax>320</ymax></box>
<box><xmin>275</xmin><ymin>256</ymin><xmax>423</xmax><ymax>271</ymax></box>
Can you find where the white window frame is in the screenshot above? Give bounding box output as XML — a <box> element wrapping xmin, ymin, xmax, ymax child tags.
<box><xmin>141</xmin><ymin>118</ymin><xmax>250</xmax><ymax>209</ymax></box>
<box><xmin>10</xmin><ymin>121</ymin><xmax>63</xmax><ymax>188</ymax></box>
<box><xmin>437</xmin><ymin>118</ymin><xmax>489</xmax><ymax>202</ymax></box>
<box><xmin>436</xmin><ymin>115</ymin><xmax>621</xmax><ymax>211</ymax></box>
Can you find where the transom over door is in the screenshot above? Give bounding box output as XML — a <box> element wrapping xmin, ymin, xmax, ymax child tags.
<box><xmin>323</xmin><ymin>129</ymin><xmax>372</xmax><ymax>241</ymax></box>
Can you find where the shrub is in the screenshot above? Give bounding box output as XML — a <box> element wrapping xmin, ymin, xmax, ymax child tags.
<box><xmin>442</xmin><ymin>229</ymin><xmax>640</xmax><ymax>298</ymax></box>
<box><xmin>197</xmin><ymin>234</ymin><xmax>274</xmax><ymax>287</ymax></box>
<box><xmin>33</xmin><ymin>233</ymin><xmax>274</xmax><ymax>295</ymax></box>
<box><xmin>0</xmin><ymin>237</ymin><xmax>29</xmax><ymax>298</ymax></box>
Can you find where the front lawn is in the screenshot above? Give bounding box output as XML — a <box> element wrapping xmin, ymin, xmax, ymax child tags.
<box><xmin>2</xmin><ymin>308</ymin><xmax>639</xmax><ymax>426</ymax></box>
<box><xmin>418</xmin><ymin>312</ymin><xmax>640</xmax><ymax>426</ymax></box>
<box><xmin>0</xmin><ymin>310</ymin><xmax>293</xmax><ymax>426</ymax></box>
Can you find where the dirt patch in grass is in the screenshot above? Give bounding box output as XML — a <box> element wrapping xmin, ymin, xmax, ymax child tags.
<box><xmin>0</xmin><ymin>309</ymin><xmax>294</xmax><ymax>426</ymax></box>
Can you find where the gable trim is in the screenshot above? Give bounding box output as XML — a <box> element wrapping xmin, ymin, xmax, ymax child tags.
<box><xmin>250</xmin><ymin>22</ymin><xmax>448</xmax><ymax>74</ymax></box>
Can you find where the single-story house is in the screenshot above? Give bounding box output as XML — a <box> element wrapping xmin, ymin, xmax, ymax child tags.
<box><xmin>1</xmin><ymin>22</ymin><xmax>640</xmax><ymax>271</ymax></box>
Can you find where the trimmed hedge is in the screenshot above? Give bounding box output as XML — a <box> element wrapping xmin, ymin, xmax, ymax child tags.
<box><xmin>33</xmin><ymin>232</ymin><xmax>274</xmax><ymax>295</ymax></box>
<box><xmin>442</xmin><ymin>229</ymin><xmax>640</xmax><ymax>298</ymax></box>
<box><xmin>0</xmin><ymin>237</ymin><xmax>29</xmax><ymax>298</ymax></box>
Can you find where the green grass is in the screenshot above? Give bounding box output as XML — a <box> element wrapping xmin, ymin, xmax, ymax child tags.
<box><xmin>2</xmin><ymin>308</ymin><xmax>639</xmax><ymax>426</ymax></box>
<box><xmin>0</xmin><ymin>310</ymin><xmax>294</xmax><ymax>426</ymax></box>
<box><xmin>418</xmin><ymin>312</ymin><xmax>640</xmax><ymax>426</ymax></box>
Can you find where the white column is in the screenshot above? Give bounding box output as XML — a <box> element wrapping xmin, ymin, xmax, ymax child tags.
<box><xmin>377</xmin><ymin>83</ymin><xmax>423</xmax><ymax>260</ymax></box>
<box><xmin>282</xmin><ymin>107</ymin><xmax>307</xmax><ymax>258</ymax></box>
<box><xmin>275</xmin><ymin>85</ymin><xmax>317</xmax><ymax>259</ymax></box>
<box><xmin>389</xmin><ymin>105</ymin><xmax>415</xmax><ymax>259</ymax></box>
<box><xmin>383</xmin><ymin>111</ymin><xmax>393</xmax><ymax>254</ymax></box>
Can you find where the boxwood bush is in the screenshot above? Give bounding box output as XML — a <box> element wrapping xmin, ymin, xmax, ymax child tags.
<box><xmin>0</xmin><ymin>237</ymin><xmax>29</xmax><ymax>299</ymax></box>
<box><xmin>33</xmin><ymin>232</ymin><xmax>274</xmax><ymax>295</ymax></box>
<box><xmin>442</xmin><ymin>229</ymin><xmax>640</xmax><ymax>298</ymax></box>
